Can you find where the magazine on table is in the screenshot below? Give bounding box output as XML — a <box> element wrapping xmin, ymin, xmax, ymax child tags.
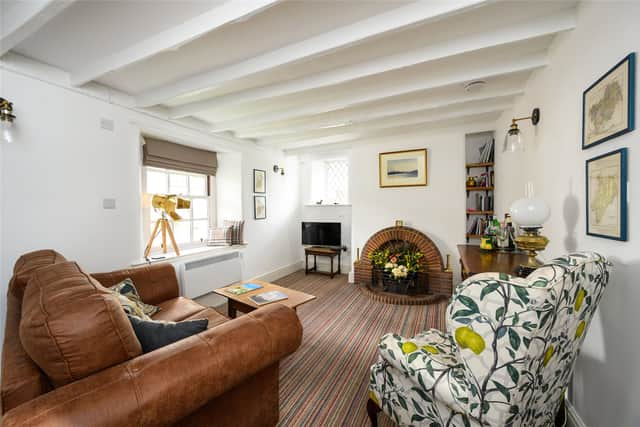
<box><xmin>225</xmin><ymin>283</ymin><xmax>262</xmax><ymax>295</ymax></box>
<box><xmin>249</xmin><ymin>290</ymin><xmax>288</xmax><ymax>305</ymax></box>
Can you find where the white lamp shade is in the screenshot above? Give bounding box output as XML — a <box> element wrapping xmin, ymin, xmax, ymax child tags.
<box><xmin>509</xmin><ymin>197</ymin><xmax>550</xmax><ymax>227</ymax></box>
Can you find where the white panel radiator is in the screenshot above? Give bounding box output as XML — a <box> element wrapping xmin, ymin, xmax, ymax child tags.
<box><xmin>177</xmin><ymin>251</ymin><xmax>242</xmax><ymax>299</ymax></box>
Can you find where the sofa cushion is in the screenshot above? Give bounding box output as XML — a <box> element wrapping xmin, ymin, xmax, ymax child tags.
<box><xmin>128</xmin><ymin>315</ymin><xmax>208</xmax><ymax>353</ymax></box>
<box><xmin>9</xmin><ymin>249</ymin><xmax>67</xmax><ymax>300</ymax></box>
<box><xmin>109</xmin><ymin>278</ymin><xmax>161</xmax><ymax>320</ymax></box>
<box><xmin>19</xmin><ymin>261</ymin><xmax>142</xmax><ymax>387</ymax></box>
<box><xmin>152</xmin><ymin>297</ymin><xmax>206</xmax><ymax>322</ymax></box>
<box><xmin>184</xmin><ymin>307</ymin><xmax>229</xmax><ymax>329</ymax></box>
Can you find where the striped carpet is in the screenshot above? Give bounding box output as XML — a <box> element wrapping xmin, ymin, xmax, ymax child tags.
<box><xmin>272</xmin><ymin>270</ymin><xmax>449</xmax><ymax>427</ymax></box>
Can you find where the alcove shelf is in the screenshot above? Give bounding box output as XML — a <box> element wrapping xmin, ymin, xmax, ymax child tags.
<box><xmin>465</xmin><ymin>132</ymin><xmax>495</xmax><ymax>243</ymax></box>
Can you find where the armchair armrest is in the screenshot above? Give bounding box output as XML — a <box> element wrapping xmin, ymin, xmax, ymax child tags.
<box><xmin>2</xmin><ymin>304</ymin><xmax>302</xmax><ymax>427</ymax></box>
<box><xmin>91</xmin><ymin>263</ymin><xmax>179</xmax><ymax>305</ymax></box>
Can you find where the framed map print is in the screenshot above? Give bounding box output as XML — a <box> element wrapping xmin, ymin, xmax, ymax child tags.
<box><xmin>586</xmin><ymin>148</ymin><xmax>627</xmax><ymax>240</ymax></box>
<box><xmin>379</xmin><ymin>148</ymin><xmax>427</xmax><ymax>188</ymax></box>
<box><xmin>582</xmin><ymin>53</ymin><xmax>635</xmax><ymax>149</ymax></box>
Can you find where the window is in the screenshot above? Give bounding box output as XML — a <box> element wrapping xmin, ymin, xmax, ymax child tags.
<box><xmin>310</xmin><ymin>159</ymin><xmax>349</xmax><ymax>204</ymax></box>
<box><xmin>142</xmin><ymin>167</ymin><xmax>215</xmax><ymax>252</ymax></box>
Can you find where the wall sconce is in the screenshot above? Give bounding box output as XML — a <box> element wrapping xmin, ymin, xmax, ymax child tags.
<box><xmin>0</xmin><ymin>97</ymin><xmax>16</xmax><ymax>143</ymax></box>
<box><xmin>273</xmin><ymin>165</ymin><xmax>285</xmax><ymax>175</ymax></box>
<box><xmin>503</xmin><ymin>108</ymin><xmax>540</xmax><ymax>153</ymax></box>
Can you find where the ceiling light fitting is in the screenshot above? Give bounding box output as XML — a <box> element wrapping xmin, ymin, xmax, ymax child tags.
<box><xmin>503</xmin><ymin>108</ymin><xmax>540</xmax><ymax>153</ymax></box>
<box><xmin>464</xmin><ymin>80</ymin><xmax>486</xmax><ymax>93</ymax></box>
<box><xmin>0</xmin><ymin>97</ymin><xmax>16</xmax><ymax>144</ymax></box>
<box><xmin>273</xmin><ymin>165</ymin><xmax>285</xmax><ymax>175</ymax></box>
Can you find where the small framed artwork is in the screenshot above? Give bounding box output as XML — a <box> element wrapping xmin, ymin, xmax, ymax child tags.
<box><xmin>253</xmin><ymin>169</ymin><xmax>266</xmax><ymax>193</ymax></box>
<box><xmin>582</xmin><ymin>53</ymin><xmax>635</xmax><ymax>149</ymax></box>
<box><xmin>379</xmin><ymin>148</ymin><xmax>427</xmax><ymax>188</ymax></box>
<box><xmin>254</xmin><ymin>195</ymin><xmax>266</xmax><ymax>220</ymax></box>
<box><xmin>586</xmin><ymin>148</ymin><xmax>627</xmax><ymax>241</ymax></box>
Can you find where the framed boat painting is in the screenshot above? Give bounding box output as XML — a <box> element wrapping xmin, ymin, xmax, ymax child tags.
<box><xmin>582</xmin><ymin>53</ymin><xmax>635</xmax><ymax>149</ymax></box>
<box><xmin>379</xmin><ymin>148</ymin><xmax>428</xmax><ymax>188</ymax></box>
<box><xmin>586</xmin><ymin>148</ymin><xmax>627</xmax><ymax>241</ymax></box>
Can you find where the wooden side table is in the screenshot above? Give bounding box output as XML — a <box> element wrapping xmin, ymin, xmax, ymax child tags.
<box><xmin>304</xmin><ymin>246</ymin><xmax>341</xmax><ymax>278</ymax></box>
<box><xmin>458</xmin><ymin>244</ymin><xmax>530</xmax><ymax>279</ymax></box>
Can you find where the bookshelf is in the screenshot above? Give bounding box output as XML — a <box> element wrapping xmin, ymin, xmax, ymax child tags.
<box><xmin>465</xmin><ymin>131</ymin><xmax>495</xmax><ymax>243</ymax></box>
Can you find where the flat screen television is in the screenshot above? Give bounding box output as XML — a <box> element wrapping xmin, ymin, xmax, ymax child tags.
<box><xmin>302</xmin><ymin>222</ymin><xmax>341</xmax><ymax>247</ymax></box>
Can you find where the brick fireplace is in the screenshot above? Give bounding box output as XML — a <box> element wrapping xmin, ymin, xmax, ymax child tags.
<box><xmin>354</xmin><ymin>225</ymin><xmax>453</xmax><ymax>303</ymax></box>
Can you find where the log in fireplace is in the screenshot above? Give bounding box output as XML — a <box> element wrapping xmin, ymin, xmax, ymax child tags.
<box><xmin>354</xmin><ymin>225</ymin><xmax>453</xmax><ymax>305</ymax></box>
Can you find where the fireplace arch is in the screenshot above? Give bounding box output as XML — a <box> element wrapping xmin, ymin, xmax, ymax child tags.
<box><xmin>354</xmin><ymin>226</ymin><xmax>453</xmax><ymax>304</ymax></box>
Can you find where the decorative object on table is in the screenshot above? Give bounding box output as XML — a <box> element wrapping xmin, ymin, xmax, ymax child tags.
<box><xmin>223</xmin><ymin>219</ymin><xmax>245</xmax><ymax>244</ymax></box>
<box><xmin>479</xmin><ymin>235</ymin><xmax>493</xmax><ymax>251</ymax></box>
<box><xmin>143</xmin><ymin>194</ymin><xmax>191</xmax><ymax>258</ymax></box>
<box><xmin>582</xmin><ymin>53</ymin><xmax>635</xmax><ymax>149</ymax></box>
<box><xmin>509</xmin><ymin>183</ymin><xmax>550</xmax><ymax>276</ymax></box>
<box><xmin>503</xmin><ymin>107</ymin><xmax>541</xmax><ymax>152</ymax></box>
<box><xmin>225</xmin><ymin>283</ymin><xmax>262</xmax><ymax>296</ymax></box>
<box><xmin>395</xmin><ymin>220</ymin><xmax>404</xmax><ymax>227</ymax></box>
<box><xmin>379</xmin><ymin>148</ymin><xmax>427</xmax><ymax>188</ymax></box>
<box><xmin>273</xmin><ymin>164</ymin><xmax>285</xmax><ymax>175</ymax></box>
<box><xmin>253</xmin><ymin>169</ymin><xmax>266</xmax><ymax>193</ymax></box>
<box><xmin>368</xmin><ymin>252</ymin><xmax>611</xmax><ymax>427</ymax></box>
<box><xmin>207</xmin><ymin>225</ymin><xmax>233</xmax><ymax>246</ymax></box>
<box><xmin>254</xmin><ymin>196</ymin><xmax>266</xmax><ymax>220</ymax></box>
<box><xmin>369</xmin><ymin>242</ymin><xmax>423</xmax><ymax>294</ymax></box>
<box><xmin>0</xmin><ymin>97</ymin><xmax>16</xmax><ymax>143</ymax></box>
<box><xmin>586</xmin><ymin>148</ymin><xmax>628</xmax><ymax>240</ymax></box>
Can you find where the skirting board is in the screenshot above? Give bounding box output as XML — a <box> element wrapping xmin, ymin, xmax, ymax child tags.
<box><xmin>251</xmin><ymin>260</ymin><xmax>305</xmax><ymax>282</ymax></box>
<box><xmin>566</xmin><ymin>400</ymin><xmax>586</xmax><ymax>427</ymax></box>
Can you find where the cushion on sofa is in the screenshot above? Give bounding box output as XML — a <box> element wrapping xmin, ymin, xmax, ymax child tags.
<box><xmin>109</xmin><ymin>278</ymin><xmax>161</xmax><ymax>320</ymax></box>
<box><xmin>9</xmin><ymin>249</ymin><xmax>67</xmax><ymax>300</ymax></box>
<box><xmin>152</xmin><ymin>297</ymin><xmax>207</xmax><ymax>322</ymax></box>
<box><xmin>128</xmin><ymin>315</ymin><xmax>208</xmax><ymax>353</ymax></box>
<box><xmin>19</xmin><ymin>261</ymin><xmax>142</xmax><ymax>387</ymax></box>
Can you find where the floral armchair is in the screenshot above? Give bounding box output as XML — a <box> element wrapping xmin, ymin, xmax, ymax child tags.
<box><xmin>368</xmin><ymin>252</ymin><xmax>610</xmax><ymax>426</ymax></box>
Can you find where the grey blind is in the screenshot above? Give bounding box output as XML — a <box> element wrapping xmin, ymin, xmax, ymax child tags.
<box><xmin>143</xmin><ymin>137</ymin><xmax>217</xmax><ymax>176</ymax></box>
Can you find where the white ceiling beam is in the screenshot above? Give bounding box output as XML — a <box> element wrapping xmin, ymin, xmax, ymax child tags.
<box><xmin>260</xmin><ymin>101</ymin><xmax>514</xmax><ymax>146</ymax></box>
<box><xmin>237</xmin><ymin>89</ymin><xmax>524</xmax><ymax>139</ymax></box>
<box><xmin>275</xmin><ymin>109</ymin><xmax>505</xmax><ymax>151</ymax></box>
<box><xmin>170</xmin><ymin>9</ymin><xmax>574</xmax><ymax>119</ymax></box>
<box><xmin>211</xmin><ymin>52</ymin><xmax>547</xmax><ymax>131</ymax></box>
<box><xmin>135</xmin><ymin>0</ymin><xmax>489</xmax><ymax>107</ymax></box>
<box><xmin>1</xmin><ymin>0</ymin><xmax>75</xmax><ymax>57</ymax></box>
<box><xmin>69</xmin><ymin>0</ymin><xmax>281</xmax><ymax>86</ymax></box>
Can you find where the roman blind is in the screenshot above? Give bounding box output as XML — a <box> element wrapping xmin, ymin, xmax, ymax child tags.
<box><xmin>143</xmin><ymin>137</ymin><xmax>217</xmax><ymax>176</ymax></box>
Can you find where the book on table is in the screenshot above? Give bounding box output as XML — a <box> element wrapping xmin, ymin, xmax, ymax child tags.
<box><xmin>225</xmin><ymin>283</ymin><xmax>263</xmax><ymax>295</ymax></box>
<box><xmin>249</xmin><ymin>290</ymin><xmax>288</xmax><ymax>305</ymax></box>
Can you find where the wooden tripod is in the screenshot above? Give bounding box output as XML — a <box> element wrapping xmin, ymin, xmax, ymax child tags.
<box><xmin>144</xmin><ymin>214</ymin><xmax>181</xmax><ymax>258</ymax></box>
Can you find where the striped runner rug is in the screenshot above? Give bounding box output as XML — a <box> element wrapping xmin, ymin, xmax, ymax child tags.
<box><xmin>273</xmin><ymin>270</ymin><xmax>448</xmax><ymax>427</ymax></box>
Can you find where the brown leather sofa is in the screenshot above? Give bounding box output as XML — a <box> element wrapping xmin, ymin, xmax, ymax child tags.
<box><xmin>1</xmin><ymin>250</ymin><xmax>303</xmax><ymax>426</ymax></box>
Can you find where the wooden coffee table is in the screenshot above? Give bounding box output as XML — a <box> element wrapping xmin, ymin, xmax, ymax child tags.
<box><xmin>214</xmin><ymin>279</ymin><xmax>316</xmax><ymax>318</ymax></box>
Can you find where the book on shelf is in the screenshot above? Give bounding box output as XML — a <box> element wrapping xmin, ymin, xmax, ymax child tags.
<box><xmin>225</xmin><ymin>283</ymin><xmax>263</xmax><ymax>295</ymax></box>
<box><xmin>249</xmin><ymin>290</ymin><xmax>288</xmax><ymax>305</ymax></box>
<box><xmin>477</xmin><ymin>139</ymin><xmax>495</xmax><ymax>163</ymax></box>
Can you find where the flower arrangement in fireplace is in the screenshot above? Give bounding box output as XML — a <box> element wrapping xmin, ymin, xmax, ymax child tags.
<box><xmin>369</xmin><ymin>243</ymin><xmax>424</xmax><ymax>280</ymax></box>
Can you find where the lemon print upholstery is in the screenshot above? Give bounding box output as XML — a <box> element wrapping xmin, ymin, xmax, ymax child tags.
<box><xmin>369</xmin><ymin>252</ymin><xmax>610</xmax><ymax>426</ymax></box>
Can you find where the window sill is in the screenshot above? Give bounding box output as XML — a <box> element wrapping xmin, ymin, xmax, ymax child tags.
<box><xmin>131</xmin><ymin>244</ymin><xmax>247</xmax><ymax>267</ymax></box>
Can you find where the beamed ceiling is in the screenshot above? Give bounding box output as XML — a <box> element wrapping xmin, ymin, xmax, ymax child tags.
<box><xmin>1</xmin><ymin>0</ymin><xmax>578</xmax><ymax>152</ymax></box>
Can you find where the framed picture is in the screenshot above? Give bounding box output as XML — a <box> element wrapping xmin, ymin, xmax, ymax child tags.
<box><xmin>253</xmin><ymin>169</ymin><xmax>266</xmax><ymax>193</ymax></box>
<box><xmin>379</xmin><ymin>148</ymin><xmax>427</xmax><ymax>188</ymax></box>
<box><xmin>254</xmin><ymin>195</ymin><xmax>266</xmax><ymax>220</ymax></box>
<box><xmin>582</xmin><ymin>53</ymin><xmax>635</xmax><ymax>149</ymax></box>
<box><xmin>586</xmin><ymin>148</ymin><xmax>627</xmax><ymax>241</ymax></box>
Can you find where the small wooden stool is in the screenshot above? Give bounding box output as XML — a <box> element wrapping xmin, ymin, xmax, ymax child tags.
<box><xmin>304</xmin><ymin>246</ymin><xmax>341</xmax><ymax>278</ymax></box>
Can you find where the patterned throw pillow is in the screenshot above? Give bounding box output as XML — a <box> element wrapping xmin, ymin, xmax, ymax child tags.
<box><xmin>109</xmin><ymin>278</ymin><xmax>160</xmax><ymax>320</ymax></box>
<box><xmin>223</xmin><ymin>220</ymin><xmax>245</xmax><ymax>245</ymax></box>
<box><xmin>207</xmin><ymin>226</ymin><xmax>233</xmax><ymax>246</ymax></box>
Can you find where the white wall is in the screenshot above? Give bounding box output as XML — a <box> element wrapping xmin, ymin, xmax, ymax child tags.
<box><xmin>350</xmin><ymin>122</ymin><xmax>496</xmax><ymax>281</ymax></box>
<box><xmin>494</xmin><ymin>3</ymin><xmax>640</xmax><ymax>426</ymax></box>
<box><xmin>0</xmin><ymin>64</ymin><xmax>301</xmax><ymax>346</ymax></box>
